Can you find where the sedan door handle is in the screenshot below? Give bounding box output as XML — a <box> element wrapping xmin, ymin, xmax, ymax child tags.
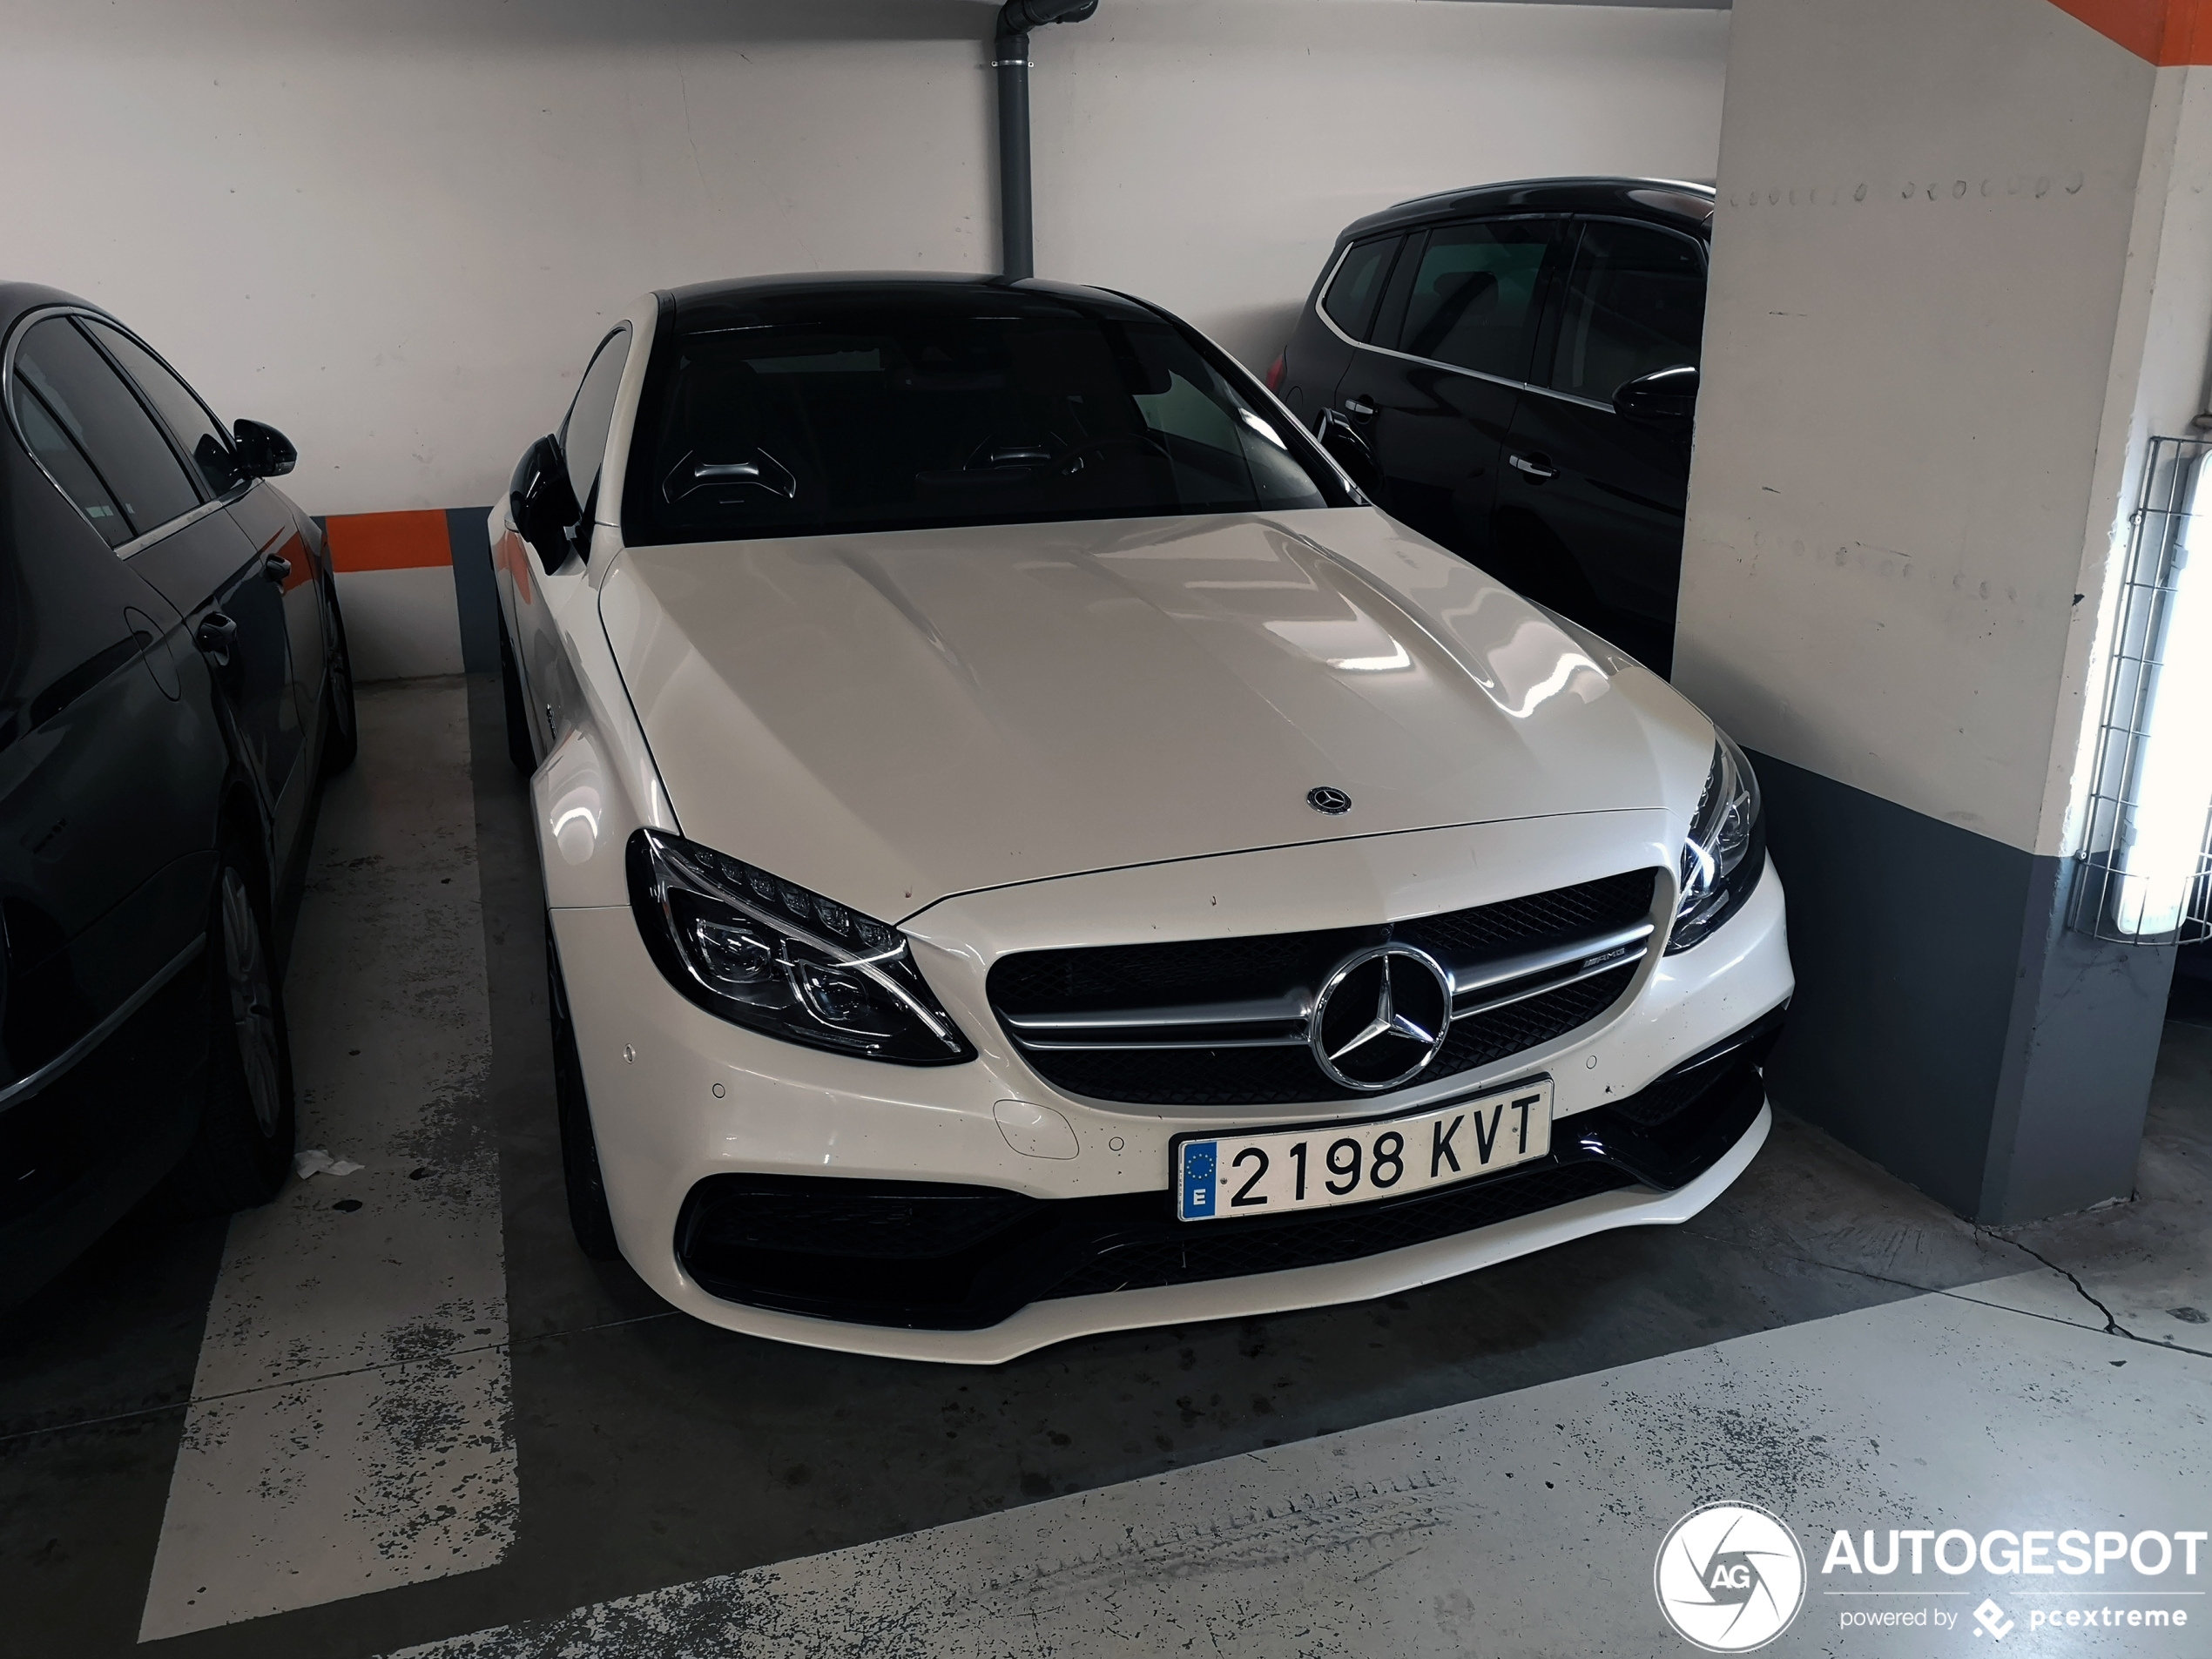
<box><xmin>1508</xmin><ymin>452</ymin><xmax>1558</xmax><ymax>481</ymax></box>
<box><xmin>261</xmin><ymin>553</ymin><xmax>292</xmax><ymax>583</ymax></box>
<box><xmin>195</xmin><ymin>610</ymin><xmax>239</xmax><ymax>666</ymax></box>
<box><xmin>1342</xmin><ymin>395</ymin><xmax>1377</xmax><ymax>418</ymax></box>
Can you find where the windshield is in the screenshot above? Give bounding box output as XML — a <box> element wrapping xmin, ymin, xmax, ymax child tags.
<box><xmin>621</xmin><ymin>292</ymin><xmax>1351</xmax><ymax>545</ymax></box>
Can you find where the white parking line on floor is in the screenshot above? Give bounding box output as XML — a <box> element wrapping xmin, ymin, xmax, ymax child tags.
<box><xmin>387</xmin><ymin>1269</ymin><xmax>2209</xmax><ymax>1659</ymax></box>
<box><xmin>140</xmin><ymin>682</ymin><xmax>516</xmax><ymax>1642</ymax></box>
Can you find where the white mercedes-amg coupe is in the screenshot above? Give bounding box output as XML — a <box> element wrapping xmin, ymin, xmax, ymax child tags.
<box><xmin>493</xmin><ymin>275</ymin><xmax>1791</xmax><ymax>1363</ymax></box>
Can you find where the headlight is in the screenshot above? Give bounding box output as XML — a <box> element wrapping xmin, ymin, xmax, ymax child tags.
<box><xmin>625</xmin><ymin>828</ymin><xmax>973</xmax><ymax>1063</ymax></box>
<box><xmin>1667</xmin><ymin>730</ymin><xmax>1765</xmax><ymax>954</ymax></box>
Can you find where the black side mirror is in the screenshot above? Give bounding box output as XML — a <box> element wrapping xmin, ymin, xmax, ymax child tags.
<box><xmin>1313</xmin><ymin>409</ymin><xmax>1379</xmax><ymax>496</ymax></box>
<box><xmin>509</xmin><ymin>435</ymin><xmax>583</xmax><ymax>575</ymax></box>
<box><xmin>1614</xmin><ymin>364</ymin><xmax>1699</xmax><ymax>433</ymax></box>
<box><xmin>233</xmin><ymin>419</ymin><xmax>298</xmax><ymax>477</ymax></box>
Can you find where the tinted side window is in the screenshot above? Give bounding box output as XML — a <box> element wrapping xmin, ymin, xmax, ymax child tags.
<box><xmin>13</xmin><ymin>377</ymin><xmax>132</xmax><ymax>546</ymax></box>
<box><xmin>1548</xmin><ymin>220</ymin><xmax>1706</xmax><ymax>401</ymax></box>
<box><xmin>14</xmin><ymin>319</ymin><xmax>199</xmax><ymax>538</ymax></box>
<box><xmin>561</xmin><ymin>327</ymin><xmax>632</xmax><ymax>513</ymax></box>
<box><xmin>1318</xmin><ymin>238</ymin><xmax>1399</xmax><ymax>341</ymax></box>
<box><xmin>1130</xmin><ymin>368</ymin><xmax>1326</xmax><ymax>510</ymax></box>
<box><xmin>81</xmin><ymin>319</ymin><xmax>242</xmax><ymax>499</ymax></box>
<box><xmin>1393</xmin><ymin>219</ymin><xmax>1554</xmax><ymax>381</ymax></box>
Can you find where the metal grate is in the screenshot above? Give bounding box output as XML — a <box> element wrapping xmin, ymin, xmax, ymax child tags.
<box><xmin>1393</xmin><ymin>871</ymin><xmax>1659</xmax><ymax>960</ymax></box>
<box><xmin>2073</xmin><ymin>435</ymin><xmax>2212</xmax><ymax>944</ymax></box>
<box><xmin>680</xmin><ymin>1177</ymin><xmax>1035</xmax><ymax>1260</ymax></box>
<box><xmin>1604</xmin><ymin>1056</ymin><xmax>1721</xmax><ymax>1129</ymax></box>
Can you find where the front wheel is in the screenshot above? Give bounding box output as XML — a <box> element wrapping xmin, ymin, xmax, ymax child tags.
<box><xmin>320</xmin><ymin>589</ymin><xmax>360</xmax><ymax>775</ymax></box>
<box><xmin>499</xmin><ymin>620</ymin><xmax>536</xmax><ymax>775</ymax></box>
<box><xmin>549</xmin><ymin>920</ymin><xmax>618</xmax><ymax>1260</ymax></box>
<box><xmin>158</xmin><ymin>848</ymin><xmax>297</xmax><ymax>1216</ymax></box>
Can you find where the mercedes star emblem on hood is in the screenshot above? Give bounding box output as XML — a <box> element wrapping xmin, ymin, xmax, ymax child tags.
<box><xmin>1306</xmin><ymin>786</ymin><xmax>1352</xmax><ymax>815</ymax></box>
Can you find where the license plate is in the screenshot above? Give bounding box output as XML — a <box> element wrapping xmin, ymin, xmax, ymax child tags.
<box><xmin>1174</xmin><ymin>1077</ymin><xmax>1553</xmax><ymax>1223</ymax></box>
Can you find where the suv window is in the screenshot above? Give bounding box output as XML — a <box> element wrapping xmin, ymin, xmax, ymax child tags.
<box><xmin>560</xmin><ymin>326</ymin><xmax>632</xmax><ymax>514</ymax></box>
<box><xmin>1547</xmin><ymin>219</ymin><xmax>1706</xmax><ymax>402</ymax></box>
<box><xmin>1393</xmin><ymin>220</ymin><xmax>1554</xmax><ymax>381</ymax></box>
<box><xmin>13</xmin><ymin>318</ymin><xmax>199</xmax><ymax>539</ymax></box>
<box><xmin>81</xmin><ymin>319</ymin><xmax>242</xmax><ymax>499</ymax></box>
<box><xmin>1318</xmin><ymin>237</ymin><xmax>1399</xmax><ymax>341</ymax></box>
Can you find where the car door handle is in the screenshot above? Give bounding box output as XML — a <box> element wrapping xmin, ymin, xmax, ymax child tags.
<box><xmin>195</xmin><ymin>611</ymin><xmax>239</xmax><ymax>666</ymax></box>
<box><xmin>1508</xmin><ymin>452</ymin><xmax>1557</xmax><ymax>481</ymax></box>
<box><xmin>261</xmin><ymin>553</ymin><xmax>292</xmax><ymax>583</ymax></box>
<box><xmin>1343</xmin><ymin>395</ymin><xmax>1377</xmax><ymax>418</ymax></box>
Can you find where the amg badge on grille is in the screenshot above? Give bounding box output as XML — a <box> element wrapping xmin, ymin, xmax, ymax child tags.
<box><xmin>1306</xmin><ymin>786</ymin><xmax>1352</xmax><ymax>815</ymax></box>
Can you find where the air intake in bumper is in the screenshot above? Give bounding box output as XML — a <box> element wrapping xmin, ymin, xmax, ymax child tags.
<box><xmin>672</xmin><ymin>999</ymin><xmax>1782</xmax><ymax>1332</ymax></box>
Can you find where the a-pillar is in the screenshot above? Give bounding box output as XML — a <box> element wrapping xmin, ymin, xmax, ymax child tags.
<box><xmin>1675</xmin><ymin>0</ymin><xmax>2212</xmax><ymax>1221</ymax></box>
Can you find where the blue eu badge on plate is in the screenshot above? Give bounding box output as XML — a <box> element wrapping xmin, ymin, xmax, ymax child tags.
<box><xmin>1180</xmin><ymin>1140</ymin><xmax>1217</xmax><ymax>1220</ymax></box>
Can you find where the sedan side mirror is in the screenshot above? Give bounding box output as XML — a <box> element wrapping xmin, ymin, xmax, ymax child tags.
<box><xmin>510</xmin><ymin>434</ymin><xmax>583</xmax><ymax>575</ymax></box>
<box><xmin>233</xmin><ymin>419</ymin><xmax>298</xmax><ymax>477</ymax></box>
<box><xmin>1614</xmin><ymin>364</ymin><xmax>1699</xmax><ymax>433</ymax></box>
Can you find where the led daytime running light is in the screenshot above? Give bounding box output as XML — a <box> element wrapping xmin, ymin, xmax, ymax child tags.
<box><xmin>626</xmin><ymin>829</ymin><xmax>971</xmax><ymax>1062</ymax></box>
<box><xmin>1668</xmin><ymin>731</ymin><xmax>1764</xmax><ymax>954</ymax></box>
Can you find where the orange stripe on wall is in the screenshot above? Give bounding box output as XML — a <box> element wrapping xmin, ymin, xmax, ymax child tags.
<box><xmin>2047</xmin><ymin>0</ymin><xmax>2212</xmax><ymax>64</ymax></box>
<box><xmin>325</xmin><ymin>509</ymin><xmax>454</xmax><ymax>572</ymax></box>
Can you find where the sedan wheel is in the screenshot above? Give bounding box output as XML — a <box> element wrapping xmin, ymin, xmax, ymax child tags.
<box><xmin>155</xmin><ymin>843</ymin><xmax>298</xmax><ymax>1216</ymax></box>
<box><xmin>220</xmin><ymin>865</ymin><xmax>284</xmax><ymax>1137</ymax></box>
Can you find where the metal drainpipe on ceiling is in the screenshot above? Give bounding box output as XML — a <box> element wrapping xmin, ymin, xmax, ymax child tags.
<box><xmin>994</xmin><ymin>0</ymin><xmax>1099</xmax><ymax>280</ymax></box>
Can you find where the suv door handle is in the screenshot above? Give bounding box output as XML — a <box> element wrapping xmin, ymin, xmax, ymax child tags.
<box><xmin>261</xmin><ymin>553</ymin><xmax>292</xmax><ymax>583</ymax></box>
<box><xmin>1343</xmin><ymin>395</ymin><xmax>1377</xmax><ymax>418</ymax></box>
<box><xmin>195</xmin><ymin>611</ymin><xmax>239</xmax><ymax>666</ymax></box>
<box><xmin>1508</xmin><ymin>452</ymin><xmax>1557</xmax><ymax>481</ymax></box>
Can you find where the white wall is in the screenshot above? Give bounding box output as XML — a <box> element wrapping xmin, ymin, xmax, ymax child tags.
<box><xmin>0</xmin><ymin>0</ymin><xmax>1727</xmax><ymax>519</ymax></box>
<box><xmin>1671</xmin><ymin>0</ymin><xmax>2178</xmax><ymax>856</ymax></box>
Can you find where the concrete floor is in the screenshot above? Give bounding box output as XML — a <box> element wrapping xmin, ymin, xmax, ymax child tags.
<box><xmin>2</xmin><ymin>678</ymin><xmax>2206</xmax><ymax>1658</ymax></box>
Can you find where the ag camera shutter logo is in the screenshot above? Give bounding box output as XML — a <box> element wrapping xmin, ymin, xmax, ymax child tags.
<box><xmin>1655</xmin><ymin>1501</ymin><xmax>1808</xmax><ymax>1652</ymax></box>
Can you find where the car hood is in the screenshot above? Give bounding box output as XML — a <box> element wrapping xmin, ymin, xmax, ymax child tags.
<box><xmin>597</xmin><ymin>509</ymin><xmax>1706</xmax><ymax>922</ymax></box>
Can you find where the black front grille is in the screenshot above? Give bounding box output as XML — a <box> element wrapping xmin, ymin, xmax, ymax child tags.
<box><xmin>988</xmin><ymin>870</ymin><xmax>1658</xmax><ymax>1108</ymax></box>
<box><xmin>989</xmin><ymin>929</ymin><xmax>1359</xmax><ymax>1012</ymax></box>
<box><xmin>674</xmin><ymin>1000</ymin><xmax>1781</xmax><ymax>1332</ymax></box>
<box><xmin>1392</xmin><ymin>869</ymin><xmax>1658</xmax><ymax>960</ymax></box>
<box><xmin>1027</xmin><ymin>962</ymin><xmax>1636</xmax><ymax>1108</ymax></box>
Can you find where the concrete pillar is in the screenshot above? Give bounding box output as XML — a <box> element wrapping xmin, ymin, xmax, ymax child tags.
<box><xmin>1674</xmin><ymin>0</ymin><xmax>2212</xmax><ymax>1221</ymax></box>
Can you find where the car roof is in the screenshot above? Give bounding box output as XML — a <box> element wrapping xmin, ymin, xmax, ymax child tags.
<box><xmin>0</xmin><ymin>282</ymin><xmax>104</xmax><ymax>342</ymax></box>
<box><xmin>660</xmin><ymin>273</ymin><xmax>1162</xmax><ymax>333</ymax></box>
<box><xmin>1333</xmin><ymin>177</ymin><xmax>1716</xmax><ymax>246</ymax></box>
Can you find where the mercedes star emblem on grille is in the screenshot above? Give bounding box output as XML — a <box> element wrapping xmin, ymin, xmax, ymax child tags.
<box><xmin>1308</xmin><ymin>943</ymin><xmax>1453</xmax><ymax>1091</ymax></box>
<box><xmin>1306</xmin><ymin>786</ymin><xmax>1352</xmax><ymax>815</ymax></box>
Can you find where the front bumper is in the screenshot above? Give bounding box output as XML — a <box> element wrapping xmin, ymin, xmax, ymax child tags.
<box><xmin>552</xmin><ymin>845</ymin><xmax>1791</xmax><ymax>1364</ymax></box>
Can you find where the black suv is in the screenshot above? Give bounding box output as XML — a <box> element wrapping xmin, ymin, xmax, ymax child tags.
<box><xmin>2</xmin><ymin>283</ymin><xmax>354</xmax><ymax>1305</ymax></box>
<box><xmin>1274</xmin><ymin>177</ymin><xmax>1711</xmax><ymax>674</ymax></box>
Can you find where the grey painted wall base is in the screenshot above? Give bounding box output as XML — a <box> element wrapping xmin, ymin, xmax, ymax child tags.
<box><xmin>446</xmin><ymin>506</ymin><xmax>500</xmax><ymax>676</ymax></box>
<box><xmin>1753</xmin><ymin>751</ymin><xmax>2171</xmax><ymax>1224</ymax></box>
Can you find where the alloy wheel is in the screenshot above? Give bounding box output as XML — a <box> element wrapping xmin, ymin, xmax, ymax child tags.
<box><xmin>220</xmin><ymin>866</ymin><xmax>283</xmax><ymax>1136</ymax></box>
<box><xmin>332</xmin><ymin>646</ymin><xmax>355</xmax><ymax>743</ymax></box>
